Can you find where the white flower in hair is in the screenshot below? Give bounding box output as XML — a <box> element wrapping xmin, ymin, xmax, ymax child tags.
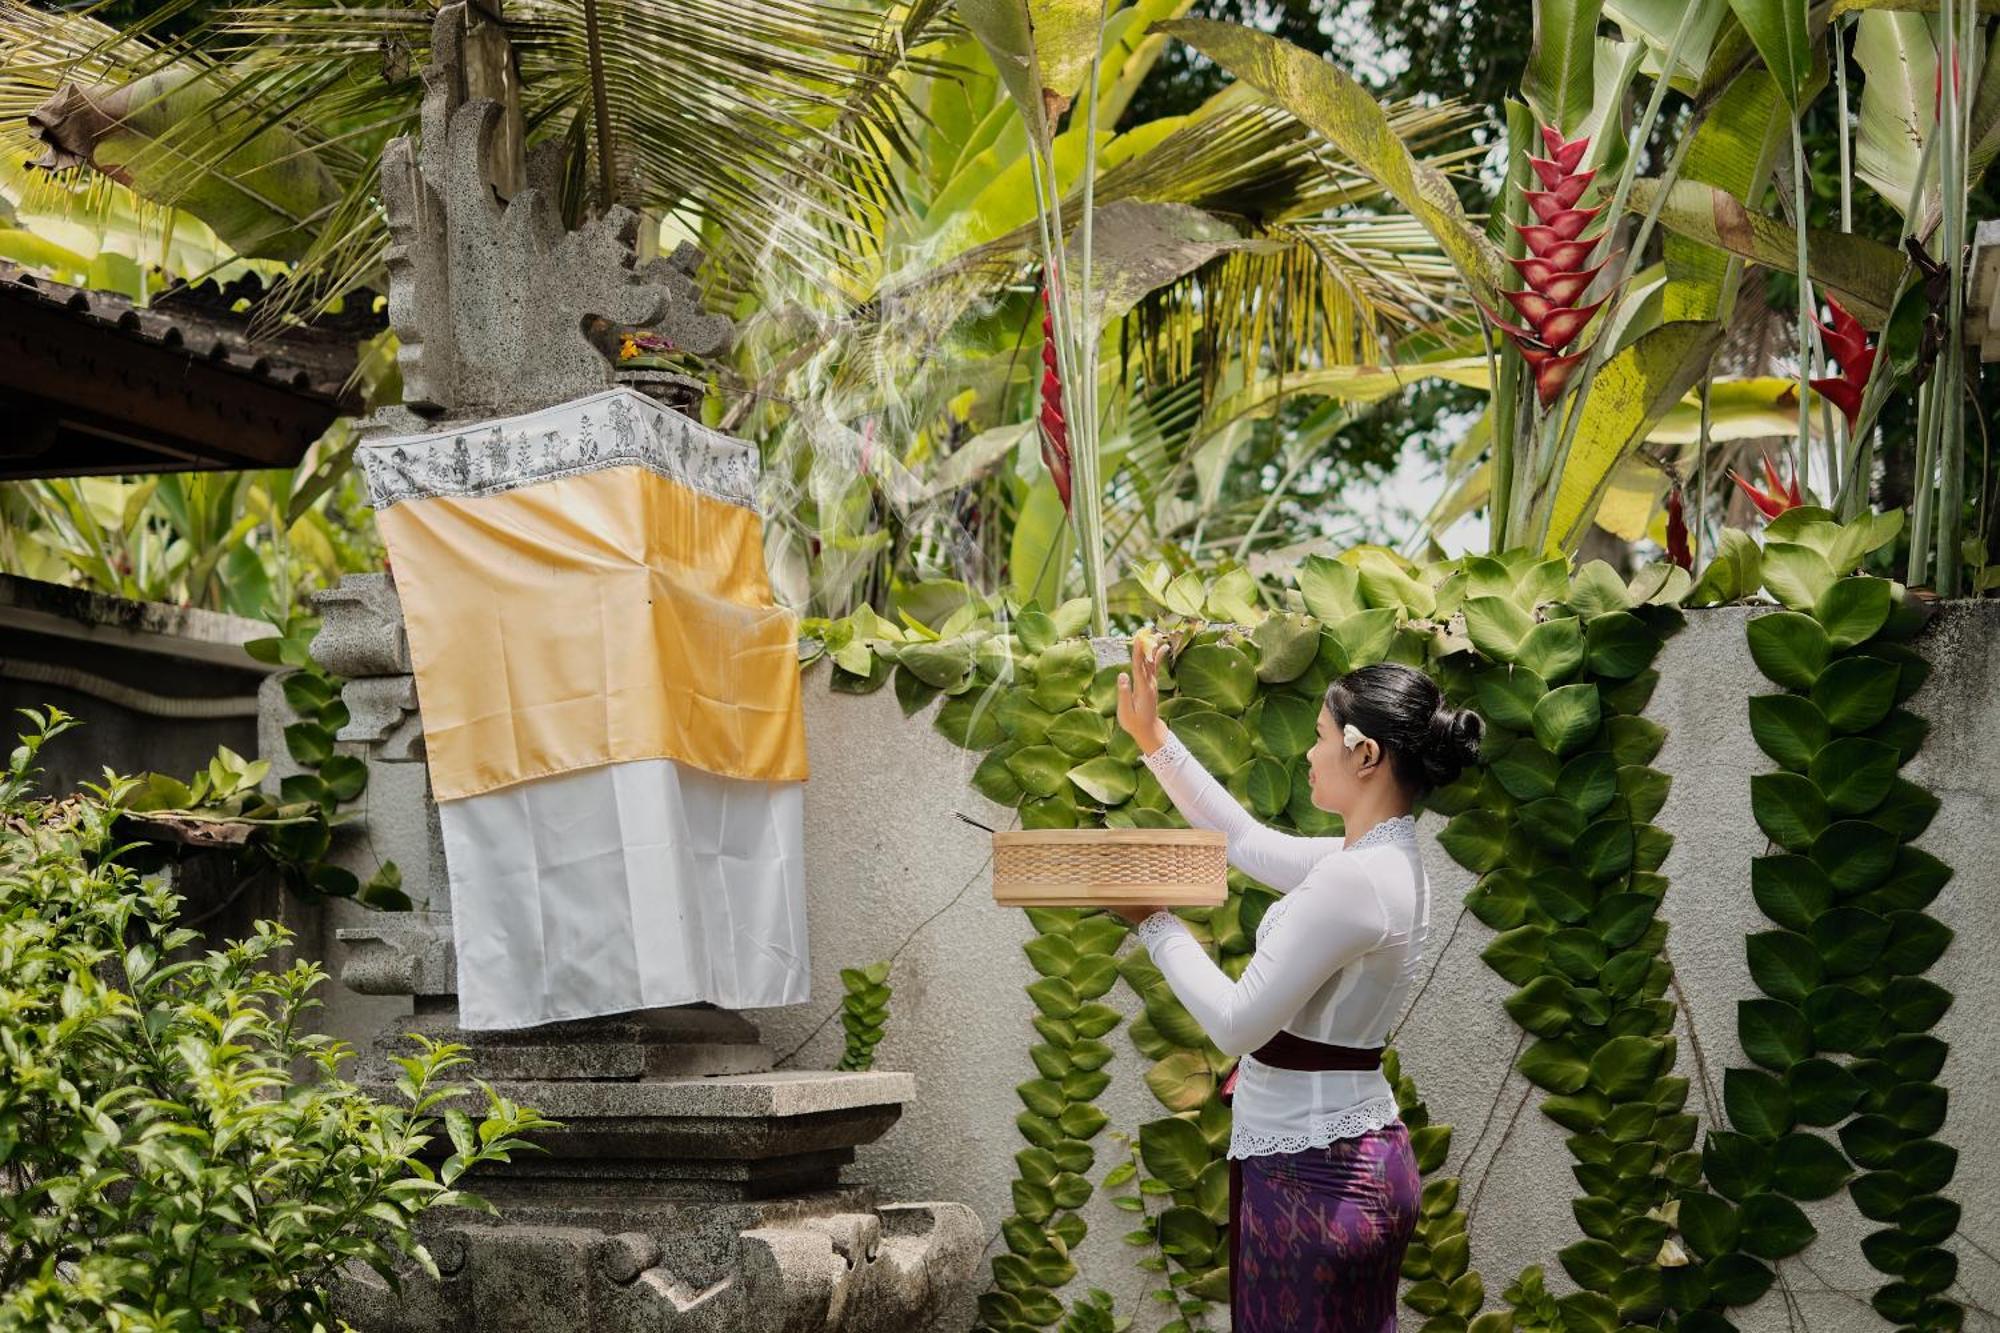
<box><xmin>1342</xmin><ymin>723</ymin><xmax>1370</xmax><ymax>751</ymax></box>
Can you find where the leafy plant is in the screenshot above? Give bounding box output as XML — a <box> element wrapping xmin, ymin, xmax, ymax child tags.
<box><xmin>837</xmin><ymin>962</ymin><xmax>895</xmax><ymax>1071</ymax></box>
<box><xmin>1718</xmin><ymin>508</ymin><xmax>1961</xmax><ymax>1333</ymax></box>
<box><xmin>114</xmin><ymin>611</ymin><xmax>407</xmax><ymax>911</ymax></box>
<box><xmin>0</xmin><ymin>708</ymin><xmax>553</xmax><ymax>1332</ymax></box>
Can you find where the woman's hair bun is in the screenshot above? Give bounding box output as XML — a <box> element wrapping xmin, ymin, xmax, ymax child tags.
<box><xmin>1420</xmin><ymin>705</ymin><xmax>1483</xmax><ymax>791</ymax></box>
<box><xmin>1323</xmin><ymin>663</ymin><xmax>1486</xmax><ymax>795</ymax></box>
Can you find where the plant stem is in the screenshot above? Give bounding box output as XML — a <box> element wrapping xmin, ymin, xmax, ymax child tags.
<box><xmin>1078</xmin><ymin>5</ymin><xmax>1110</xmax><ymax>634</ymax></box>
<box><xmin>1790</xmin><ymin>118</ymin><xmax>1814</xmax><ymax>500</ymax></box>
<box><xmin>1937</xmin><ymin>0</ymin><xmax>1974</xmax><ymax>595</ymax></box>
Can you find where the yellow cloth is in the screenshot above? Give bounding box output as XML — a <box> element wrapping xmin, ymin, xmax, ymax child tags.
<box><xmin>377</xmin><ymin>462</ymin><xmax>806</xmax><ymax>801</ymax></box>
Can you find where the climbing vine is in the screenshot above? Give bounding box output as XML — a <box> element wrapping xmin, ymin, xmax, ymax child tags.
<box><xmin>800</xmin><ymin>518</ymin><xmax>1967</xmax><ymax>1333</ymax></box>
<box><xmin>836</xmin><ymin>962</ymin><xmax>894</xmax><ymax>1072</ymax></box>
<box><xmin>1689</xmin><ymin>508</ymin><xmax>1962</xmax><ymax>1333</ymax></box>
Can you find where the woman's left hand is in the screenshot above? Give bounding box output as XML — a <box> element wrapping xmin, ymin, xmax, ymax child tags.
<box><xmin>1108</xmin><ymin>904</ymin><xmax>1165</xmax><ymax>926</ymax></box>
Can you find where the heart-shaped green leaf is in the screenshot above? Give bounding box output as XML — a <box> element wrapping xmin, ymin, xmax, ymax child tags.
<box><xmin>1747</xmin><ymin>611</ymin><xmax>1830</xmax><ymax>688</ymax></box>
<box><xmin>1533</xmin><ymin>683</ymin><xmax>1602</xmax><ymax>757</ymax></box>
<box><xmin>1748</xmin><ymin>693</ymin><xmax>1829</xmax><ymax>772</ymax></box>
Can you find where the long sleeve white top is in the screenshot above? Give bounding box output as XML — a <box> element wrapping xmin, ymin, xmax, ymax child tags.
<box><xmin>1133</xmin><ymin>731</ymin><xmax>1430</xmax><ymax>1159</ymax></box>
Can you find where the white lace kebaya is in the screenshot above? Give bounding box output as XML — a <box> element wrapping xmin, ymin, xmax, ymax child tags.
<box><xmin>1134</xmin><ymin>731</ymin><xmax>1430</xmax><ymax>1160</ymax></box>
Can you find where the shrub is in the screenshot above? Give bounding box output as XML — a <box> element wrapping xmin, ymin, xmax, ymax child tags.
<box><xmin>0</xmin><ymin>708</ymin><xmax>553</xmax><ymax>1332</ymax></box>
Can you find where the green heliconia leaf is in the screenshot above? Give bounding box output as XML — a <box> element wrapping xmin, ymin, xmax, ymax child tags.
<box><xmin>1810</xmin><ymin>656</ymin><xmax>1900</xmax><ymax>733</ymax></box>
<box><xmin>1740</xmin><ymin>997</ymin><xmax>1815</xmax><ymax>1071</ymax></box>
<box><xmin>1752</xmin><ymin>854</ymin><xmax>1834</xmax><ymax>931</ymax></box>
<box><xmin>1067</xmin><ymin>756</ymin><xmax>1136</xmax><ymax>805</ymax></box>
<box><xmin>1746</xmin><ymin>610</ymin><xmax>1830</xmax><ymax>689</ymax></box>
<box><xmin>1728</xmin><ymin>0</ymin><xmax>1824</xmax><ymax>108</ymax></box>
<box><xmin>1518</xmin><ymin>1037</ymin><xmax>1591</xmax><ymax>1092</ymax></box>
<box><xmin>1761</xmin><ymin>541</ymin><xmax>1837</xmax><ymax>612</ymax></box>
<box><xmin>1747</xmin><ymin>929</ymin><xmax>1823</xmax><ymax>1002</ymax></box>
<box><xmin>1630</xmin><ymin>179</ymin><xmax>1905</xmax><ymax>325</ymax></box>
<box><xmin>1750</xmin><ymin>772</ymin><xmax>1828</xmax><ymax>851</ymax></box>
<box><xmin>1544</xmin><ymin>322</ymin><xmax>1728</xmax><ymax>550</ymax></box>
<box><xmin>1747</xmin><ymin>693</ymin><xmax>1829</xmax><ymax>772</ymax></box>
<box><xmin>1815</xmin><ymin>577</ymin><xmax>1894</xmax><ymax>649</ymax></box>
<box><xmin>1523</xmin><ymin>0</ymin><xmax>1607</xmax><ymax>135</ymax></box>
<box><xmin>1724</xmin><ymin>1067</ymin><xmax>1795</xmax><ymax>1141</ymax></box>
<box><xmin>1532</xmin><ymin>683</ymin><xmax>1602</xmax><ymax>757</ymax></box>
<box><xmin>1175</xmin><ymin>643</ymin><xmax>1258</xmax><ymax>712</ymax></box>
<box><xmin>1252</xmin><ymin>612</ymin><xmax>1321</xmax><ymax>683</ymax></box>
<box><xmin>1159</xmin><ymin>17</ymin><xmax>1506</xmax><ymax>297</ymax></box>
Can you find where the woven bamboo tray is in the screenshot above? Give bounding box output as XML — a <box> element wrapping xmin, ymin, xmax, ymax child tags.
<box><xmin>991</xmin><ymin>828</ymin><xmax>1228</xmax><ymax>907</ymax></box>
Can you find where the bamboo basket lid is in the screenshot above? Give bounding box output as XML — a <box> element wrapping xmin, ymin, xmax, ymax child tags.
<box><xmin>991</xmin><ymin>828</ymin><xmax>1227</xmax><ymax>907</ymax></box>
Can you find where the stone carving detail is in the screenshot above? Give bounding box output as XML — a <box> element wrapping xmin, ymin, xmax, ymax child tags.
<box><xmin>380</xmin><ymin>1</ymin><xmax>731</xmax><ymax>420</ymax></box>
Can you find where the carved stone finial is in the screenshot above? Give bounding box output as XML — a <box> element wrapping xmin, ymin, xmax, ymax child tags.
<box><xmin>381</xmin><ymin>1</ymin><xmax>743</xmax><ymax>420</ymax></box>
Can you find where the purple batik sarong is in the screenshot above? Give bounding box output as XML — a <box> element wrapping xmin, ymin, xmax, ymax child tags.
<box><xmin>1229</xmin><ymin>1120</ymin><xmax>1422</xmax><ymax>1332</ymax></box>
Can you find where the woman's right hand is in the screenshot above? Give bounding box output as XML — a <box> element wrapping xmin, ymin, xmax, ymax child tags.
<box><xmin>1117</xmin><ymin>632</ymin><xmax>1171</xmax><ymax>756</ymax></box>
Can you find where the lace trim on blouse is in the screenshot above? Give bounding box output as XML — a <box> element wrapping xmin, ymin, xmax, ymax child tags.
<box><xmin>1229</xmin><ymin>1092</ymin><xmax>1403</xmax><ymax>1159</ymax></box>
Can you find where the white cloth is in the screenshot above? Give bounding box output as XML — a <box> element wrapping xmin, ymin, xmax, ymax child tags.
<box><xmin>1133</xmin><ymin>732</ymin><xmax>1429</xmax><ymax>1159</ymax></box>
<box><xmin>438</xmin><ymin>757</ymin><xmax>809</xmax><ymax>1030</ymax></box>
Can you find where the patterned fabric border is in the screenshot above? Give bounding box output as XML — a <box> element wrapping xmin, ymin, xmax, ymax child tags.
<box><xmin>358</xmin><ymin>388</ymin><xmax>760</xmax><ymax>512</ymax></box>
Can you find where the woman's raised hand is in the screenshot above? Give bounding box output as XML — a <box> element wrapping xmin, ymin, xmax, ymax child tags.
<box><xmin>1116</xmin><ymin>632</ymin><xmax>1170</xmax><ymax>756</ymax></box>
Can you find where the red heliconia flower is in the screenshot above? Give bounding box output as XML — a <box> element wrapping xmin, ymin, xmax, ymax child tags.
<box><xmin>1037</xmin><ymin>291</ymin><xmax>1072</xmax><ymax>512</ymax></box>
<box><xmin>1807</xmin><ymin>294</ymin><xmax>1877</xmax><ymax>427</ymax></box>
<box><xmin>1665</xmin><ymin>484</ymin><xmax>1692</xmax><ymax>571</ymax></box>
<box><xmin>1484</xmin><ymin>126</ymin><xmax>1614</xmax><ymax>406</ymax></box>
<box><xmin>1730</xmin><ymin>451</ymin><xmax>1806</xmax><ymax>521</ymax></box>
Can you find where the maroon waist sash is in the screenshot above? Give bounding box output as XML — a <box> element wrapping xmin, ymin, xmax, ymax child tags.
<box><xmin>1218</xmin><ymin>1032</ymin><xmax>1383</xmax><ymax>1106</ymax></box>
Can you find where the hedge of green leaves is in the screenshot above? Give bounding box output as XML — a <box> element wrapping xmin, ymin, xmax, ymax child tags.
<box><xmin>800</xmin><ymin>519</ymin><xmax>1961</xmax><ymax>1333</ymax></box>
<box><xmin>1689</xmin><ymin>510</ymin><xmax>1962</xmax><ymax>1333</ymax></box>
<box><xmin>1425</xmin><ymin>550</ymin><xmax>1706</xmax><ymax>1333</ymax></box>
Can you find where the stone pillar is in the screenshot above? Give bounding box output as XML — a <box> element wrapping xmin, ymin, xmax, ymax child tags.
<box><xmin>314</xmin><ymin>575</ymin><xmax>981</xmax><ymax>1330</ymax></box>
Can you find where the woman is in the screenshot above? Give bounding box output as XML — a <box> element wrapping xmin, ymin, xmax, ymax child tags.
<box><xmin>1112</xmin><ymin>640</ymin><xmax>1482</xmax><ymax>1332</ymax></box>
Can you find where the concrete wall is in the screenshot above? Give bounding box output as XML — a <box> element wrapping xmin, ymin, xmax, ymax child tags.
<box><xmin>747</xmin><ymin>603</ymin><xmax>2000</xmax><ymax>1332</ymax></box>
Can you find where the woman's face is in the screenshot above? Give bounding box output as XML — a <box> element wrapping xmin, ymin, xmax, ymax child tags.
<box><xmin>1305</xmin><ymin>705</ymin><xmax>1380</xmax><ymax>814</ymax></box>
